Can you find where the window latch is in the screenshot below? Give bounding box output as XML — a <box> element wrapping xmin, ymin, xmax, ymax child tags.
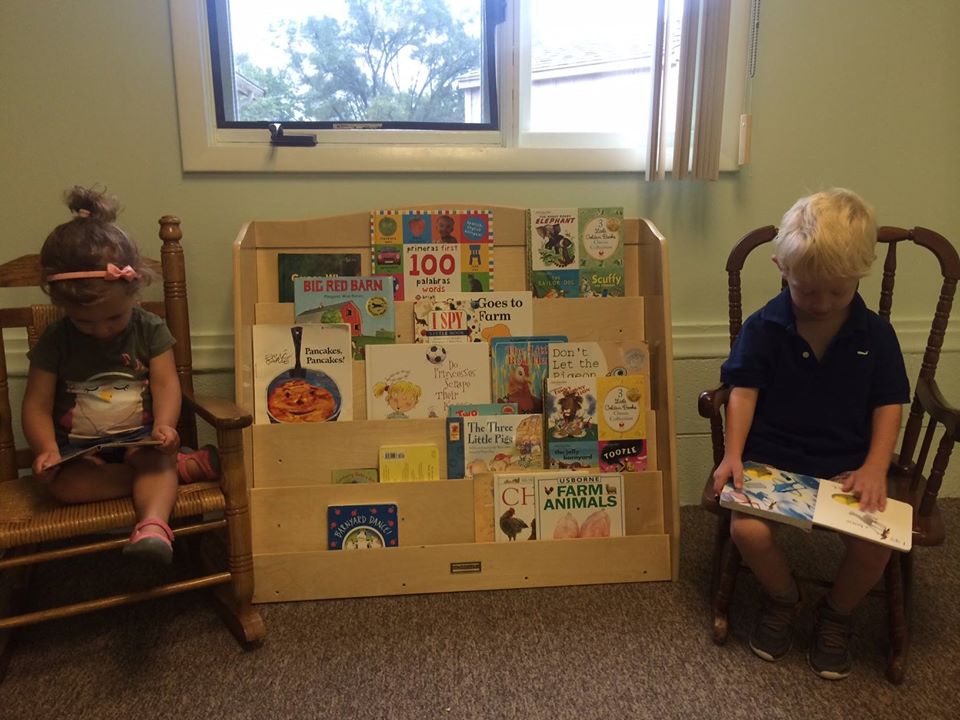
<box><xmin>268</xmin><ymin>123</ymin><xmax>317</xmax><ymax>147</ymax></box>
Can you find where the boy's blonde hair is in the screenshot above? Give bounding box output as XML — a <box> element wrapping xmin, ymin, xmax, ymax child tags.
<box><xmin>774</xmin><ymin>188</ymin><xmax>877</xmax><ymax>281</ymax></box>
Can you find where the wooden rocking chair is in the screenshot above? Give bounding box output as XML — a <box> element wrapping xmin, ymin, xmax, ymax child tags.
<box><xmin>0</xmin><ymin>216</ymin><xmax>264</xmax><ymax>679</ymax></box>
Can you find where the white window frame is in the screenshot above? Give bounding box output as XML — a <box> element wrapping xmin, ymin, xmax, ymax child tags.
<box><xmin>169</xmin><ymin>0</ymin><xmax>748</xmax><ymax>173</ymax></box>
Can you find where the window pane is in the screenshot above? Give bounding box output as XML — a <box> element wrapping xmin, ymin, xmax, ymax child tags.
<box><xmin>215</xmin><ymin>0</ymin><xmax>491</xmax><ymax>128</ymax></box>
<box><xmin>526</xmin><ymin>0</ymin><xmax>683</xmax><ymax>143</ymax></box>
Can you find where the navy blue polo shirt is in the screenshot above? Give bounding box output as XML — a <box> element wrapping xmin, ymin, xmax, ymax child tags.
<box><xmin>720</xmin><ymin>289</ymin><xmax>910</xmax><ymax>478</ymax></box>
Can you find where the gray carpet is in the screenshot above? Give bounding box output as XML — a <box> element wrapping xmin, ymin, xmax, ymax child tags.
<box><xmin>1</xmin><ymin>501</ymin><xmax>958</xmax><ymax>720</ymax></box>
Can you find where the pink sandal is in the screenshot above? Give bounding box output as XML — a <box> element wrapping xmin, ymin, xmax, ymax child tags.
<box><xmin>176</xmin><ymin>444</ymin><xmax>220</xmax><ymax>483</ymax></box>
<box><xmin>122</xmin><ymin>517</ymin><xmax>174</xmax><ymax>564</ymax></box>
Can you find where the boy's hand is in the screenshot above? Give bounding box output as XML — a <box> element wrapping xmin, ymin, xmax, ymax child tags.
<box><xmin>840</xmin><ymin>465</ymin><xmax>888</xmax><ymax>513</ymax></box>
<box><xmin>152</xmin><ymin>424</ymin><xmax>180</xmax><ymax>453</ymax></box>
<box><xmin>32</xmin><ymin>450</ymin><xmax>61</xmax><ymax>482</ymax></box>
<box><xmin>713</xmin><ymin>455</ymin><xmax>744</xmax><ymax>496</ymax></box>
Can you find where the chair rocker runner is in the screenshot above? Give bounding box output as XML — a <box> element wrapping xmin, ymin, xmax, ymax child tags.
<box><xmin>0</xmin><ymin>215</ymin><xmax>264</xmax><ymax>678</ymax></box>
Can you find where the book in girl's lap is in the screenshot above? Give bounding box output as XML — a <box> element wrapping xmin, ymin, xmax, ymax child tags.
<box><xmin>710</xmin><ymin>188</ymin><xmax>910</xmax><ymax>680</ymax></box>
<box><xmin>21</xmin><ymin>186</ymin><xmax>219</xmax><ymax>565</ymax></box>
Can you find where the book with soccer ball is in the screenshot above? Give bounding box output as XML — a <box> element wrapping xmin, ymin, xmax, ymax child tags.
<box><xmin>718</xmin><ymin>461</ymin><xmax>913</xmax><ymax>551</ymax></box>
<box><xmin>365</xmin><ymin>342</ymin><xmax>491</xmax><ymax>420</ymax></box>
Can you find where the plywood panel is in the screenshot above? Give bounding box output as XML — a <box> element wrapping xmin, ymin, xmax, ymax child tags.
<box><xmin>253</xmin><ymin>533</ymin><xmax>672</xmax><ymax>602</ymax></box>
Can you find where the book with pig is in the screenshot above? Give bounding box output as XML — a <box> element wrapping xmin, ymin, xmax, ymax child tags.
<box><xmin>536</xmin><ymin>472</ymin><xmax>625</xmax><ymax>540</ymax></box>
<box><xmin>446</xmin><ymin>414</ymin><xmax>545</xmax><ymax>480</ymax></box>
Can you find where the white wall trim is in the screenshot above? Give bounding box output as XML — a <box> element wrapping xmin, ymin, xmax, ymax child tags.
<box><xmin>6</xmin><ymin>320</ymin><xmax>953</xmax><ymax>375</ymax></box>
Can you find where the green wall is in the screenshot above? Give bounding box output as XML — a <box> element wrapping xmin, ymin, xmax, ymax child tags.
<box><xmin>2</xmin><ymin>0</ymin><xmax>959</xmax><ymax>502</ymax></box>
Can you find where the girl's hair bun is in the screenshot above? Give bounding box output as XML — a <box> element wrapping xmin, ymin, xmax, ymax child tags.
<box><xmin>65</xmin><ymin>186</ymin><xmax>120</xmax><ymax>223</ymax></box>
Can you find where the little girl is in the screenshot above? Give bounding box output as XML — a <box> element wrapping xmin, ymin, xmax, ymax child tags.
<box><xmin>21</xmin><ymin>186</ymin><xmax>218</xmax><ymax>564</ymax></box>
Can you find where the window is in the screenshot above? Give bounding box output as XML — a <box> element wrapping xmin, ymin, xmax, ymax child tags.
<box><xmin>170</xmin><ymin>0</ymin><xmax>748</xmax><ymax>172</ymax></box>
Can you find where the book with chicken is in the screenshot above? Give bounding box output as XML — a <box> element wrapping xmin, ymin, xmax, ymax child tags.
<box><xmin>536</xmin><ymin>472</ymin><xmax>625</xmax><ymax>540</ymax></box>
<box><xmin>490</xmin><ymin>335</ymin><xmax>567</xmax><ymax>415</ymax></box>
<box><xmin>494</xmin><ymin>473</ymin><xmax>539</xmax><ymax>542</ymax></box>
<box><xmin>719</xmin><ymin>462</ymin><xmax>912</xmax><ymax>550</ymax></box>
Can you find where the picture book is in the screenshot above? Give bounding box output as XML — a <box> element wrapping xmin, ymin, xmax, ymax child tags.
<box><xmin>327</xmin><ymin>503</ymin><xmax>399</xmax><ymax>550</ymax></box>
<box><xmin>365</xmin><ymin>342</ymin><xmax>491</xmax><ymax>420</ymax></box>
<box><xmin>446</xmin><ymin>414</ymin><xmax>544</xmax><ymax>480</ymax></box>
<box><xmin>544</xmin><ymin>375</ymin><xmax>648</xmax><ymax>472</ymax></box>
<box><xmin>252</xmin><ymin>324</ymin><xmax>353</xmax><ymax>424</ymax></box>
<box><xmin>379</xmin><ymin>444</ymin><xmax>441</xmax><ymax>483</ymax></box>
<box><xmin>719</xmin><ymin>462</ymin><xmax>913</xmax><ymax>550</ymax></box>
<box><xmin>370</xmin><ymin>208</ymin><xmax>494</xmax><ymax>301</ymax></box>
<box><xmin>490</xmin><ymin>335</ymin><xmax>567</xmax><ymax>415</ymax></box>
<box><xmin>546</xmin><ymin>341</ymin><xmax>650</xmax><ymax>383</ymax></box>
<box><xmin>536</xmin><ymin>472</ymin><xmax>625</xmax><ymax>540</ymax></box>
<box><xmin>494</xmin><ymin>473</ymin><xmax>538</xmax><ymax>542</ymax></box>
<box><xmin>293</xmin><ymin>275</ymin><xmax>396</xmax><ymax>359</ymax></box>
<box><xmin>526</xmin><ymin>208</ymin><xmax>580</xmax><ymax>298</ymax></box>
<box><xmin>277</xmin><ymin>252</ymin><xmax>362</xmax><ymax>303</ymax></box>
<box><xmin>330</xmin><ymin>467</ymin><xmax>379</xmax><ymax>484</ymax></box>
<box><xmin>412</xmin><ymin>291</ymin><xmax>533</xmax><ymax>344</ymax></box>
<box><xmin>578</xmin><ymin>207</ymin><xmax>625</xmax><ymax>297</ymax></box>
<box><xmin>43</xmin><ymin>439</ymin><xmax>163</xmax><ymax>471</ymax></box>
<box><xmin>526</xmin><ymin>207</ymin><xmax>625</xmax><ymax>298</ymax></box>
<box><xmin>448</xmin><ymin>403</ymin><xmax>519</xmax><ymax>418</ymax></box>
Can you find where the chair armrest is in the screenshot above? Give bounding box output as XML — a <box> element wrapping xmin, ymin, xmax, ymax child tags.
<box><xmin>916</xmin><ymin>376</ymin><xmax>960</xmax><ymax>442</ymax></box>
<box><xmin>183</xmin><ymin>392</ymin><xmax>253</xmax><ymax>431</ymax></box>
<box><xmin>698</xmin><ymin>384</ymin><xmax>731</xmax><ymax>419</ymax></box>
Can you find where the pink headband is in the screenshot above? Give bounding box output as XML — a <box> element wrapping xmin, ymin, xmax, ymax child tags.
<box><xmin>46</xmin><ymin>263</ymin><xmax>140</xmax><ymax>283</ymax></box>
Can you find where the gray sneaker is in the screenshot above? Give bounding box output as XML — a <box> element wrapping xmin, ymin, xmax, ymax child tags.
<box><xmin>749</xmin><ymin>593</ymin><xmax>801</xmax><ymax>662</ymax></box>
<box><xmin>808</xmin><ymin>598</ymin><xmax>853</xmax><ymax>680</ymax></box>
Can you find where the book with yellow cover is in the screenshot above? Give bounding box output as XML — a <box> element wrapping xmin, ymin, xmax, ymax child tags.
<box><xmin>379</xmin><ymin>443</ymin><xmax>441</xmax><ymax>483</ymax></box>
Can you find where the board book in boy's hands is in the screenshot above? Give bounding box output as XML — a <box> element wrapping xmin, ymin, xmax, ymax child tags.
<box><xmin>719</xmin><ymin>461</ymin><xmax>912</xmax><ymax>551</ymax></box>
<box><xmin>44</xmin><ymin>439</ymin><xmax>163</xmax><ymax>470</ymax></box>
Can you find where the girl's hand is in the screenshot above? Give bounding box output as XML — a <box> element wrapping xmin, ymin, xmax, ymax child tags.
<box><xmin>713</xmin><ymin>455</ymin><xmax>744</xmax><ymax>496</ymax></box>
<box><xmin>841</xmin><ymin>466</ymin><xmax>888</xmax><ymax>513</ymax></box>
<box><xmin>32</xmin><ymin>450</ymin><xmax>62</xmax><ymax>482</ymax></box>
<box><xmin>152</xmin><ymin>424</ymin><xmax>180</xmax><ymax>453</ymax></box>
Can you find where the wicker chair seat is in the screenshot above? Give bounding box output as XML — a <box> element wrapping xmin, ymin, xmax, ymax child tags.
<box><xmin>0</xmin><ymin>478</ymin><xmax>224</xmax><ymax>549</ymax></box>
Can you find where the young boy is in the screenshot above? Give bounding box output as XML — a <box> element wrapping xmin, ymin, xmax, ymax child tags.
<box><xmin>712</xmin><ymin>188</ymin><xmax>910</xmax><ymax>680</ymax></box>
